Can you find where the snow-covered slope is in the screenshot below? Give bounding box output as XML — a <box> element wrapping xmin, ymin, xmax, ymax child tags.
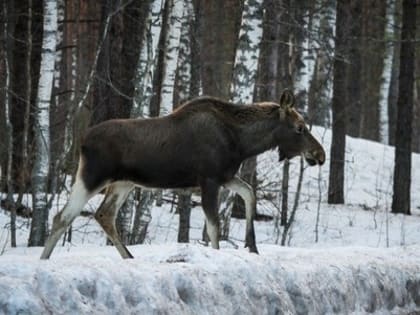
<box><xmin>1</xmin><ymin>127</ymin><xmax>420</xmax><ymax>314</ymax></box>
<box><xmin>2</xmin><ymin>245</ymin><xmax>420</xmax><ymax>315</ymax></box>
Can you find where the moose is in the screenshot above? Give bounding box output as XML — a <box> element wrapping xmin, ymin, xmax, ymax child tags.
<box><xmin>40</xmin><ymin>90</ymin><xmax>325</xmax><ymax>259</ymax></box>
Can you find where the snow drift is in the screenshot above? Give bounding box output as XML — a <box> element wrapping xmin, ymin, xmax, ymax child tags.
<box><xmin>1</xmin><ymin>244</ymin><xmax>420</xmax><ymax>315</ymax></box>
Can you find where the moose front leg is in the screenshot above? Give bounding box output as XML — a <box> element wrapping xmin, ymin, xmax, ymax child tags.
<box><xmin>200</xmin><ymin>179</ymin><xmax>221</xmax><ymax>250</ymax></box>
<box><xmin>224</xmin><ymin>176</ymin><xmax>258</xmax><ymax>254</ymax></box>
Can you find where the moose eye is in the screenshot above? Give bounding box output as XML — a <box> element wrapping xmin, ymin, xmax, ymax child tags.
<box><xmin>296</xmin><ymin>125</ymin><xmax>305</xmax><ymax>134</ymax></box>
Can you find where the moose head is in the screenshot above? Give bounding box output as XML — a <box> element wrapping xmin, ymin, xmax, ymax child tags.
<box><xmin>276</xmin><ymin>90</ymin><xmax>326</xmax><ymax>166</ymax></box>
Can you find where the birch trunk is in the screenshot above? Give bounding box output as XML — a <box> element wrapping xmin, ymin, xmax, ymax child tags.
<box><xmin>159</xmin><ymin>0</ymin><xmax>183</xmax><ymax>115</ymax></box>
<box><xmin>149</xmin><ymin>0</ymin><xmax>174</xmax><ymax>117</ymax></box>
<box><xmin>50</xmin><ymin>0</ymin><xmax>65</xmax><ymax>195</ymax></box>
<box><xmin>132</xmin><ymin>11</ymin><xmax>154</xmax><ymax>118</ymax></box>
<box><xmin>29</xmin><ymin>0</ymin><xmax>58</xmax><ymax>246</ymax></box>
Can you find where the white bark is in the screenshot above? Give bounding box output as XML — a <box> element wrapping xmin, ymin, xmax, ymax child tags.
<box><xmin>132</xmin><ymin>0</ymin><xmax>163</xmax><ymax>118</ymax></box>
<box><xmin>29</xmin><ymin>0</ymin><xmax>58</xmax><ymax>246</ymax></box>
<box><xmin>175</xmin><ymin>0</ymin><xmax>194</xmax><ymax>102</ymax></box>
<box><xmin>51</xmin><ymin>0</ymin><xmax>64</xmax><ymax>194</ymax></box>
<box><xmin>159</xmin><ymin>0</ymin><xmax>183</xmax><ymax>116</ymax></box>
<box><xmin>380</xmin><ymin>2</ymin><xmax>394</xmax><ymax>144</ymax></box>
<box><xmin>132</xmin><ymin>9</ymin><xmax>154</xmax><ymax>117</ymax></box>
<box><xmin>230</xmin><ymin>0</ymin><xmax>263</xmax><ymax>104</ymax></box>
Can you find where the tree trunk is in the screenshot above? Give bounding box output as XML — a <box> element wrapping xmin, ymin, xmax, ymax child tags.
<box><xmin>173</xmin><ymin>0</ymin><xmax>196</xmax><ymax>243</ymax></box>
<box><xmin>149</xmin><ymin>0</ymin><xmax>172</xmax><ymax>117</ymax></box>
<box><xmin>197</xmin><ymin>0</ymin><xmax>243</xmax><ymax>98</ymax></box>
<box><xmin>224</xmin><ymin>0</ymin><xmax>262</xmax><ymax>225</ymax></box>
<box><xmin>113</xmin><ymin>0</ymin><xmax>153</xmax><ymax>245</ymax></box>
<box><xmin>387</xmin><ymin>0</ymin><xmax>402</xmax><ymax>147</ymax></box>
<box><xmin>2</xmin><ymin>0</ymin><xmax>16</xmax><ymax>246</ymax></box>
<box><xmin>91</xmin><ymin>0</ymin><xmax>148</xmax><ymax>124</ymax></box>
<box><xmin>328</xmin><ymin>0</ymin><xmax>349</xmax><ymax>204</ymax></box>
<box><xmin>230</xmin><ymin>0</ymin><xmax>263</xmax><ymax>104</ymax></box>
<box><xmin>411</xmin><ymin>4</ymin><xmax>420</xmax><ymax>152</ymax></box>
<box><xmin>132</xmin><ymin>6</ymin><xmax>154</xmax><ymax>117</ymax></box>
<box><xmin>15</xmin><ymin>0</ymin><xmax>33</xmax><ymax>206</ymax></box>
<box><xmin>346</xmin><ymin>0</ymin><xmax>363</xmax><ymax>137</ymax></box>
<box><xmin>49</xmin><ymin>0</ymin><xmax>65</xmax><ymax>196</ymax></box>
<box><xmin>159</xmin><ymin>0</ymin><xmax>183</xmax><ymax>115</ymax></box>
<box><xmin>177</xmin><ymin>193</ymin><xmax>192</xmax><ymax>243</ymax></box>
<box><xmin>391</xmin><ymin>0</ymin><xmax>416</xmax><ymax>215</ymax></box>
<box><xmin>253</xmin><ymin>0</ymin><xmax>280</xmax><ymax>102</ymax></box>
<box><xmin>359</xmin><ymin>0</ymin><xmax>386</xmax><ymax>141</ymax></box>
<box><xmin>29</xmin><ymin>0</ymin><xmax>58</xmax><ymax>246</ymax></box>
<box><xmin>307</xmin><ymin>0</ymin><xmax>334</xmax><ymax>127</ymax></box>
<box><xmin>130</xmin><ymin>190</ymin><xmax>153</xmax><ymax>245</ymax></box>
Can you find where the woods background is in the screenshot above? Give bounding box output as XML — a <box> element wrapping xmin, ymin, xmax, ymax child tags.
<box><xmin>0</xmin><ymin>0</ymin><xmax>419</xmax><ymax>247</ymax></box>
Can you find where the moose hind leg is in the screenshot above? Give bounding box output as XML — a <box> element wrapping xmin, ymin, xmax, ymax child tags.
<box><xmin>41</xmin><ymin>176</ymin><xmax>92</xmax><ymax>259</ymax></box>
<box><xmin>95</xmin><ymin>182</ymin><xmax>134</xmax><ymax>259</ymax></box>
<box><xmin>200</xmin><ymin>179</ymin><xmax>220</xmax><ymax>250</ymax></box>
<box><xmin>224</xmin><ymin>176</ymin><xmax>258</xmax><ymax>254</ymax></box>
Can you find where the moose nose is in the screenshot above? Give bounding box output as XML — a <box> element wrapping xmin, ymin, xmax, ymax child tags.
<box><xmin>305</xmin><ymin>150</ymin><xmax>325</xmax><ymax>166</ymax></box>
<box><xmin>317</xmin><ymin>150</ymin><xmax>326</xmax><ymax>165</ymax></box>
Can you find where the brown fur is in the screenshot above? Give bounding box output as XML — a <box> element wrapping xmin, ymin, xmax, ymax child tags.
<box><xmin>41</xmin><ymin>91</ymin><xmax>325</xmax><ymax>259</ymax></box>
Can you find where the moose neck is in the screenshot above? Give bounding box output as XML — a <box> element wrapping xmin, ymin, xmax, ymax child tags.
<box><xmin>238</xmin><ymin>119</ymin><xmax>279</xmax><ymax>159</ymax></box>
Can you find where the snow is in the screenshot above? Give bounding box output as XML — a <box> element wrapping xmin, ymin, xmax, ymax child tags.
<box><xmin>2</xmin><ymin>128</ymin><xmax>420</xmax><ymax>313</ymax></box>
<box><xmin>1</xmin><ymin>245</ymin><xmax>420</xmax><ymax>314</ymax></box>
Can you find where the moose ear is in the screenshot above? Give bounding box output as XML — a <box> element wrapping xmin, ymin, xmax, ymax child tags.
<box><xmin>279</xmin><ymin>89</ymin><xmax>295</xmax><ymax>110</ymax></box>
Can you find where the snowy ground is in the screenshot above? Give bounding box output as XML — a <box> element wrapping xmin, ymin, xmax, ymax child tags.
<box><xmin>1</xmin><ymin>127</ymin><xmax>420</xmax><ymax>314</ymax></box>
<box><xmin>1</xmin><ymin>245</ymin><xmax>420</xmax><ymax>314</ymax></box>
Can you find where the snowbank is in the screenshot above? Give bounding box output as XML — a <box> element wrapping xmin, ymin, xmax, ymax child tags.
<box><xmin>1</xmin><ymin>244</ymin><xmax>420</xmax><ymax>314</ymax></box>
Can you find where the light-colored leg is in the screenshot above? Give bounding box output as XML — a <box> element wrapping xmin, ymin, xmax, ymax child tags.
<box><xmin>200</xmin><ymin>179</ymin><xmax>220</xmax><ymax>250</ymax></box>
<box><xmin>95</xmin><ymin>181</ymin><xmax>134</xmax><ymax>259</ymax></box>
<box><xmin>224</xmin><ymin>176</ymin><xmax>258</xmax><ymax>253</ymax></box>
<box><xmin>41</xmin><ymin>176</ymin><xmax>92</xmax><ymax>259</ymax></box>
<box><xmin>205</xmin><ymin>218</ymin><xmax>220</xmax><ymax>249</ymax></box>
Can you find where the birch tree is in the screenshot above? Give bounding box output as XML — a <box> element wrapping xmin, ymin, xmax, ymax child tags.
<box><xmin>29</xmin><ymin>0</ymin><xmax>58</xmax><ymax>246</ymax></box>
<box><xmin>159</xmin><ymin>0</ymin><xmax>183</xmax><ymax>115</ymax></box>
<box><xmin>150</xmin><ymin>0</ymin><xmax>183</xmax><ymax>117</ymax></box>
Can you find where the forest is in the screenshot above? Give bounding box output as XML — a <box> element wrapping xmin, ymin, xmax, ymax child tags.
<box><xmin>0</xmin><ymin>0</ymin><xmax>419</xmax><ymax>251</ymax></box>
